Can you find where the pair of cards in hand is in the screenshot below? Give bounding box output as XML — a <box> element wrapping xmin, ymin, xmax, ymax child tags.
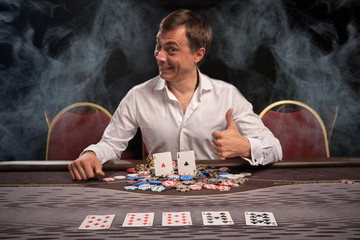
<box><xmin>78</xmin><ymin>211</ymin><xmax>277</xmax><ymax>229</ymax></box>
<box><xmin>154</xmin><ymin>151</ymin><xmax>196</xmax><ymax>176</ymax></box>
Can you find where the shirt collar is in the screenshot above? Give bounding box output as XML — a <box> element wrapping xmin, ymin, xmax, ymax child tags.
<box><xmin>154</xmin><ymin>69</ymin><xmax>213</xmax><ymax>92</ymax></box>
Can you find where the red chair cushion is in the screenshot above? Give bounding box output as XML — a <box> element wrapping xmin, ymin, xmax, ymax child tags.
<box><xmin>47</xmin><ymin>111</ymin><xmax>110</xmax><ymax>160</ymax></box>
<box><xmin>261</xmin><ymin>109</ymin><xmax>328</xmax><ymax>158</ymax></box>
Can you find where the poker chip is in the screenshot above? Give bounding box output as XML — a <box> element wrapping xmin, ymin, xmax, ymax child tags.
<box><xmin>102</xmin><ymin>177</ymin><xmax>115</xmax><ymax>182</ymax></box>
<box><xmin>124</xmin><ymin>185</ymin><xmax>138</xmax><ymax>190</ymax></box>
<box><xmin>189</xmin><ymin>184</ymin><xmax>202</xmax><ymax>190</ymax></box>
<box><xmin>168</xmin><ymin>174</ymin><xmax>180</xmax><ymax>180</ymax></box>
<box><xmin>133</xmin><ymin>181</ymin><xmax>149</xmax><ymax>186</ymax></box>
<box><xmin>114</xmin><ymin>175</ymin><xmax>126</xmax><ymax>180</ymax></box>
<box><xmin>219</xmin><ymin>186</ymin><xmax>231</xmax><ymax>191</ymax></box>
<box><xmin>149</xmin><ymin>180</ymin><xmax>162</xmax><ymax>185</ymax></box>
<box><xmin>138</xmin><ymin>184</ymin><xmax>152</xmax><ymax>191</ymax></box>
<box><xmin>241</xmin><ymin>172</ymin><xmax>252</xmax><ymax>177</ymax></box>
<box><xmin>151</xmin><ymin>185</ymin><xmax>165</xmax><ymax>192</ymax></box>
<box><xmin>176</xmin><ymin>186</ymin><xmax>190</xmax><ymax>192</ymax></box>
<box><xmin>180</xmin><ymin>175</ymin><xmax>193</xmax><ymax>181</ymax></box>
<box><xmin>204</xmin><ymin>184</ymin><xmax>217</xmax><ymax>190</ymax></box>
<box><xmin>219</xmin><ymin>167</ymin><xmax>230</xmax><ymax>172</ymax></box>
<box><xmin>162</xmin><ymin>180</ymin><xmax>177</xmax><ymax>188</ymax></box>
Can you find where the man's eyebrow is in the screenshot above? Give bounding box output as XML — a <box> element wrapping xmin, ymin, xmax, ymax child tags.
<box><xmin>156</xmin><ymin>39</ymin><xmax>181</xmax><ymax>47</ymax></box>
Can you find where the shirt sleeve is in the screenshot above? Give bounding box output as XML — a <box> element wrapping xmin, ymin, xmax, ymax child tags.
<box><xmin>231</xmin><ymin>87</ymin><xmax>283</xmax><ymax>165</ymax></box>
<box><xmin>82</xmin><ymin>89</ymin><xmax>139</xmax><ymax>164</ymax></box>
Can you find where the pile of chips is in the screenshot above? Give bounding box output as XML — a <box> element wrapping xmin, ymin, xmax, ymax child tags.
<box><xmin>117</xmin><ymin>161</ymin><xmax>250</xmax><ymax>193</ymax></box>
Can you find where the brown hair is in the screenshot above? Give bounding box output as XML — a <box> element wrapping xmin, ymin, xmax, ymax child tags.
<box><xmin>159</xmin><ymin>9</ymin><xmax>212</xmax><ymax>65</ymax></box>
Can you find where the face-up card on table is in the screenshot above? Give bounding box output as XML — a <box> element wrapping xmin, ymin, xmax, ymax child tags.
<box><xmin>244</xmin><ymin>212</ymin><xmax>277</xmax><ymax>226</ymax></box>
<box><xmin>122</xmin><ymin>212</ymin><xmax>154</xmax><ymax>227</ymax></box>
<box><xmin>162</xmin><ymin>212</ymin><xmax>192</xmax><ymax>226</ymax></box>
<box><xmin>177</xmin><ymin>150</ymin><xmax>196</xmax><ymax>176</ymax></box>
<box><xmin>78</xmin><ymin>214</ymin><xmax>115</xmax><ymax>230</ymax></box>
<box><xmin>154</xmin><ymin>152</ymin><xmax>174</xmax><ymax>176</ymax></box>
<box><xmin>202</xmin><ymin>211</ymin><xmax>234</xmax><ymax>225</ymax></box>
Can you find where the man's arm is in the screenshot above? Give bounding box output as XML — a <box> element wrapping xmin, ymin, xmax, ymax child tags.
<box><xmin>68</xmin><ymin>151</ymin><xmax>105</xmax><ymax>181</ymax></box>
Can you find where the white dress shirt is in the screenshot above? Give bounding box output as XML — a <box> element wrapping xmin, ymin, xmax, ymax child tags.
<box><xmin>85</xmin><ymin>71</ymin><xmax>282</xmax><ymax>165</ymax></box>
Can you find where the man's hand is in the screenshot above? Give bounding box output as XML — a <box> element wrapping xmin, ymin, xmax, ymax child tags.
<box><xmin>211</xmin><ymin>108</ymin><xmax>251</xmax><ymax>159</ymax></box>
<box><xmin>68</xmin><ymin>151</ymin><xmax>105</xmax><ymax>181</ymax></box>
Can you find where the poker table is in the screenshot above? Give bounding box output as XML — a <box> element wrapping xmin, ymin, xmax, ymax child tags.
<box><xmin>1</xmin><ymin>157</ymin><xmax>359</xmax><ymax>240</ymax></box>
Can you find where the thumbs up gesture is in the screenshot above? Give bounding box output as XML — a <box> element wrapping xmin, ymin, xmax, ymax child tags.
<box><xmin>211</xmin><ymin>108</ymin><xmax>251</xmax><ymax>159</ymax></box>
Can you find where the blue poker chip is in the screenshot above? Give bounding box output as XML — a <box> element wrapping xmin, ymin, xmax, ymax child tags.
<box><xmin>180</xmin><ymin>175</ymin><xmax>193</xmax><ymax>181</ymax></box>
<box><xmin>149</xmin><ymin>180</ymin><xmax>162</xmax><ymax>185</ymax></box>
<box><xmin>218</xmin><ymin>172</ymin><xmax>229</xmax><ymax>175</ymax></box>
<box><xmin>217</xmin><ymin>176</ymin><xmax>228</xmax><ymax>179</ymax></box>
<box><xmin>133</xmin><ymin>181</ymin><xmax>149</xmax><ymax>186</ymax></box>
<box><xmin>124</xmin><ymin>185</ymin><xmax>138</xmax><ymax>190</ymax></box>
<box><xmin>127</xmin><ymin>176</ymin><xmax>141</xmax><ymax>180</ymax></box>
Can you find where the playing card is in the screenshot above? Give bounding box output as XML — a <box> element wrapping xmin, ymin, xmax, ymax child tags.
<box><xmin>122</xmin><ymin>212</ymin><xmax>154</xmax><ymax>227</ymax></box>
<box><xmin>177</xmin><ymin>150</ymin><xmax>196</xmax><ymax>176</ymax></box>
<box><xmin>154</xmin><ymin>152</ymin><xmax>174</xmax><ymax>176</ymax></box>
<box><xmin>202</xmin><ymin>211</ymin><xmax>234</xmax><ymax>225</ymax></box>
<box><xmin>162</xmin><ymin>212</ymin><xmax>192</xmax><ymax>226</ymax></box>
<box><xmin>78</xmin><ymin>214</ymin><xmax>115</xmax><ymax>230</ymax></box>
<box><xmin>244</xmin><ymin>212</ymin><xmax>277</xmax><ymax>226</ymax></box>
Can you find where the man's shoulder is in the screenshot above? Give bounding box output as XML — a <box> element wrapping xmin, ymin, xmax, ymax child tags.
<box><xmin>201</xmin><ymin>72</ymin><xmax>237</xmax><ymax>91</ymax></box>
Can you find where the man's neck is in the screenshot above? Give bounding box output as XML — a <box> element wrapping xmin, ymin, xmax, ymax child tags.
<box><xmin>167</xmin><ymin>70</ymin><xmax>199</xmax><ymax>96</ymax></box>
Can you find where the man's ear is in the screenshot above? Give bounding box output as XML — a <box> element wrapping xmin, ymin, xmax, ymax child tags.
<box><xmin>194</xmin><ymin>47</ymin><xmax>206</xmax><ymax>64</ymax></box>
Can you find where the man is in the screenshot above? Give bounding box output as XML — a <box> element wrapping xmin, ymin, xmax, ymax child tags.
<box><xmin>68</xmin><ymin>9</ymin><xmax>282</xmax><ymax>181</ymax></box>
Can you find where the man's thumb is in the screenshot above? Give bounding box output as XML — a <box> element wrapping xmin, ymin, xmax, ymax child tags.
<box><xmin>225</xmin><ymin>108</ymin><xmax>236</xmax><ymax>129</ymax></box>
<box><xmin>95</xmin><ymin>163</ymin><xmax>105</xmax><ymax>177</ymax></box>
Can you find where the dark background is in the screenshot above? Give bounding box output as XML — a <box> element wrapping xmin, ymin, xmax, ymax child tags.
<box><xmin>0</xmin><ymin>0</ymin><xmax>359</xmax><ymax>160</ymax></box>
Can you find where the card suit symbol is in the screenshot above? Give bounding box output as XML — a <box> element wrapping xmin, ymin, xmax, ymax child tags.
<box><xmin>85</xmin><ymin>225</ymin><xmax>91</xmax><ymax>228</ymax></box>
<box><xmin>184</xmin><ymin>161</ymin><xmax>189</xmax><ymax>166</ymax></box>
<box><xmin>137</xmin><ymin>218</ymin><xmax>142</xmax><ymax>221</ymax></box>
<box><xmin>103</xmin><ymin>220</ymin><xmax>108</xmax><ymax>223</ymax></box>
<box><xmin>105</xmin><ymin>216</ymin><xmax>110</xmax><ymax>219</ymax></box>
<box><xmin>97</xmin><ymin>218</ymin><xmax>101</xmax><ymax>221</ymax></box>
<box><xmin>94</xmin><ymin>223</ymin><xmax>99</xmax><ymax>226</ymax></box>
<box><xmin>214</xmin><ymin>217</ymin><xmax>220</xmax><ymax>219</ymax></box>
<box><xmin>91</xmin><ymin>216</ymin><xmax>96</xmax><ymax>219</ymax></box>
<box><xmin>208</xmin><ymin>221</ymin><xmax>214</xmax><ymax>224</ymax></box>
<box><xmin>161</xmin><ymin>163</ymin><xmax>166</xmax><ymax>168</ymax></box>
<box><xmin>88</xmin><ymin>221</ymin><xmax>93</xmax><ymax>223</ymax></box>
<box><xmin>175</xmin><ymin>220</ymin><xmax>180</xmax><ymax>223</ymax></box>
<box><xmin>101</xmin><ymin>225</ymin><xmax>105</xmax><ymax>228</ymax></box>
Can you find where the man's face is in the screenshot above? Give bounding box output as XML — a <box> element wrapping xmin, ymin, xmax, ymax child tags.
<box><xmin>154</xmin><ymin>26</ymin><xmax>199</xmax><ymax>82</ymax></box>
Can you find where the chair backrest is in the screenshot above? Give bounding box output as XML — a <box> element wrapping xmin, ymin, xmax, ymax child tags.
<box><xmin>259</xmin><ymin>100</ymin><xmax>330</xmax><ymax>159</ymax></box>
<box><xmin>46</xmin><ymin>102</ymin><xmax>112</xmax><ymax>160</ymax></box>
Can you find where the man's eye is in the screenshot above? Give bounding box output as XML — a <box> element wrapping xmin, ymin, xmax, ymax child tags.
<box><xmin>169</xmin><ymin>48</ymin><xmax>176</xmax><ymax>53</ymax></box>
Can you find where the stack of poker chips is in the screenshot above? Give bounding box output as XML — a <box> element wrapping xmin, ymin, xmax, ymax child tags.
<box><xmin>118</xmin><ymin>163</ymin><xmax>250</xmax><ymax>193</ymax></box>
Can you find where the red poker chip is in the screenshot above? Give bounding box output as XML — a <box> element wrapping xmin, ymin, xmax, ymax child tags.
<box><xmin>162</xmin><ymin>180</ymin><xmax>177</xmax><ymax>187</ymax></box>
<box><xmin>219</xmin><ymin>186</ymin><xmax>231</xmax><ymax>191</ymax></box>
<box><xmin>203</xmin><ymin>184</ymin><xmax>217</xmax><ymax>190</ymax></box>
<box><xmin>189</xmin><ymin>184</ymin><xmax>202</xmax><ymax>190</ymax></box>
<box><xmin>102</xmin><ymin>177</ymin><xmax>116</xmax><ymax>182</ymax></box>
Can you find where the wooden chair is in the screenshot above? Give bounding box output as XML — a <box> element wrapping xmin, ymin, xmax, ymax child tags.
<box><xmin>259</xmin><ymin>100</ymin><xmax>330</xmax><ymax>159</ymax></box>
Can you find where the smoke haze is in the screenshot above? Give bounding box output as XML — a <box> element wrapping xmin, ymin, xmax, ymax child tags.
<box><xmin>0</xmin><ymin>0</ymin><xmax>359</xmax><ymax>160</ymax></box>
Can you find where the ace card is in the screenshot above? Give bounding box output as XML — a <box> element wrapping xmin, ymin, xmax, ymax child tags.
<box><xmin>162</xmin><ymin>212</ymin><xmax>192</xmax><ymax>226</ymax></box>
<box><xmin>177</xmin><ymin>150</ymin><xmax>196</xmax><ymax>176</ymax></box>
<box><xmin>244</xmin><ymin>212</ymin><xmax>277</xmax><ymax>226</ymax></box>
<box><xmin>153</xmin><ymin>152</ymin><xmax>174</xmax><ymax>176</ymax></box>
<box><xmin>78</xmin><ymin>214</ymin><xmax>115</xmax><ymax>230</ymax></box>
<box><xmin>202</xmin><ymin>211</ymin><xmax>234</xmax><ymax>225</ymax></box>
<box><xmin>122</xmin><ymin>212</ymin><xmax>154</xmax><ymax>227</ymax></box>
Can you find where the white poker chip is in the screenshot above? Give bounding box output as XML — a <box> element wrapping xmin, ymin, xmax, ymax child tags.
<box><xmin>114</xmin><ymin>175</ymin><xmax>126</xmax><ymax>180</ymax></box>
<box><xmin>151</xmin><ymin>185</ymin><xmax>165</xmax><ymax>192</ymax></box>
<box><xmin>124</xmin><ymin>185</ymin><xmax>138</xmax><ymax>190</ymax></box>
<box><xmin>127</xmin><ymin>173</ymin><xmax>139</xmax><ymax>177</ymax></box>
<box><xmin>138</xmin><ymin>184</ymin><xmax>152</xmax><ymax>190</ymax></box>
<box><xmin>240</xmin><ymin>172</ymin><xmax>252</xmax><ymax>177</ymax></box>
